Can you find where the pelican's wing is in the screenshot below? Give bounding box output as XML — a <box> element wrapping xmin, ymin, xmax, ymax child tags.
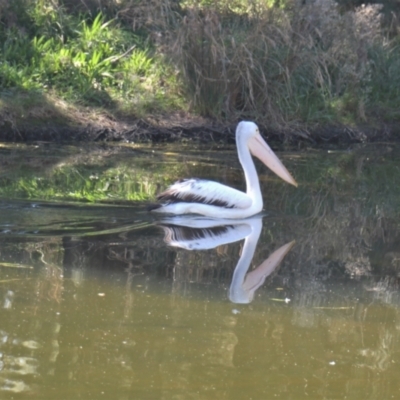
<box><xmin>157</xmin><ymin>179</ymin><xmax>251</xmax><ymax>209</ymax></box>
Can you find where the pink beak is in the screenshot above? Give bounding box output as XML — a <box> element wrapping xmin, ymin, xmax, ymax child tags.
<box><xmin>248</xmin><ymin>133</ymin><xmax>298</xmax><ymax>187</ymax></box>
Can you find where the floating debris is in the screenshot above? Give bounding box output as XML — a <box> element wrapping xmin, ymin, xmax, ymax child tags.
<box><xmin>270</xmin><ymin>298</ymin><xmax>291</xmax><ymax>303</ymax></box>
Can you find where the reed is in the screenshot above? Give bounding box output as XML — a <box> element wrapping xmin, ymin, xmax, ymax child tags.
<box><xmin>173</xmin><ymin>0</ymin><xmax>395</xmax><ymax>132</ymax></box>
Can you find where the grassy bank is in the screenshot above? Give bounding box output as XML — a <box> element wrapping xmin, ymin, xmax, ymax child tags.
<box><xmin>0</xmin><ymin>0</ymin><xmax>400</xmax><ymax>141</ymax></box>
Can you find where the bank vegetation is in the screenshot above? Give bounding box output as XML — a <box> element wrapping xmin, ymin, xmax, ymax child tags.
<box><xmin>0</xmin><ymin>0</ymin><xmax>400</xmax><ymax>142</ymax></box>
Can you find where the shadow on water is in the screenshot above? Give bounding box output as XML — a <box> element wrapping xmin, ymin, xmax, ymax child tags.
<box><xmin>1</xmin><ymin>142</ymin><xmax>400</xmax><ymax>398</ymax></box>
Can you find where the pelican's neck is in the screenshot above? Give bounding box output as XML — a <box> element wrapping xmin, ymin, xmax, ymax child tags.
<box><xmin>237</xmin><ymin>137</ymin><xmax>262</xmax><ymax>202</ymax></box>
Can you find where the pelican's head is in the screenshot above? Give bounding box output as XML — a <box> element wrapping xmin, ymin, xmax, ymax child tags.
<box><xmin>236</xmin><ymin>121</ymin><xmax>298</xmax><ymax>187</ymax></box>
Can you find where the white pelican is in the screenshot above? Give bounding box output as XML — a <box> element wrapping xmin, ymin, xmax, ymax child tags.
<box><xmin>150</xmin><ymin>121</ymin><xmax>298</xmax><ymax>219</ymax></box>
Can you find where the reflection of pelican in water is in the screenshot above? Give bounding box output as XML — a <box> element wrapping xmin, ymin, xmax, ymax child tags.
<box><xmin>158</xmin><ymin>216</ymin><xmax>295</xmax><ymax>303</ymax></box>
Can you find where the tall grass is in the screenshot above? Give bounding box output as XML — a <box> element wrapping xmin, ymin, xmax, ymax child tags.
<box><xmin>174</xmin><ymin>0</ymin><xmax>399</xmax><ymax>131</ymax></box>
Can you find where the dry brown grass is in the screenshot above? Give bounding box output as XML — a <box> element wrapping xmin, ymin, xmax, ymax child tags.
<box><xmin>171</xmin><ymin>0</ymin><xmax>387</xmax><ymax>132</ymax></box>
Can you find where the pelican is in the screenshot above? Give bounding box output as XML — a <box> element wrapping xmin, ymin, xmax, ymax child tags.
<box><xmin>150</xmin><ymin>121</ymin><xmax>298</xmax><ymax>219</ymax></box>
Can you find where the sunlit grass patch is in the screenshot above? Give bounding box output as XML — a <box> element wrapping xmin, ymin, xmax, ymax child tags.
<box><xmin>0</xmin><ymin>2</ymin><xmax>182</xmax><ymax>118</ymax></box>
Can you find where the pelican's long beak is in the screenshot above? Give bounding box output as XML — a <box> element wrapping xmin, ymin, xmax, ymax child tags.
<box><xmin>248</xmin><ymin>134</ymin><xmax>298</xmax><ymax>187</ymax></box>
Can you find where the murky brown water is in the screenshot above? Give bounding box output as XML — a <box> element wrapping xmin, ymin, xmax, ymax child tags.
<box><xmin>1</xmin><ymin>142</ymin><xmax>400</xmax><ymax>399</ymax></box>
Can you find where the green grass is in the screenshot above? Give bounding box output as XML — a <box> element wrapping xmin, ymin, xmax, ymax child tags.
<box><xmin>0</xmin><ymin>1</ymin><xmax>182</xmax><ymax>116</ymax></box>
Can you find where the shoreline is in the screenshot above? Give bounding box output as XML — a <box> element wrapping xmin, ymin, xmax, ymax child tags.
<box><xmin>1</xmin><ymin>114</ymin><xmax>399</xmax><ymax>146</ymax></box>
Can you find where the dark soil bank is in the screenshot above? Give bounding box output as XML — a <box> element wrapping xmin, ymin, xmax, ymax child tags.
<box><xmin>1</xmin><ymin>116</ymin><xmax>400</xmax><ymax>146</ymax></box>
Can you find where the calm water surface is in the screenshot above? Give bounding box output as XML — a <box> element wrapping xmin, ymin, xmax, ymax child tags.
<box><xmin>0</xmin><ymin>141</ymin><xmax>400</xmax><ymax>399</ymax></box>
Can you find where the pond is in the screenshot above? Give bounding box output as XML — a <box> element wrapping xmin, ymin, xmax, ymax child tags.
<box><xmin>0</xmin><ymin>141</ymin><xmax>400</xmax><ymax>399</ymax></box>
